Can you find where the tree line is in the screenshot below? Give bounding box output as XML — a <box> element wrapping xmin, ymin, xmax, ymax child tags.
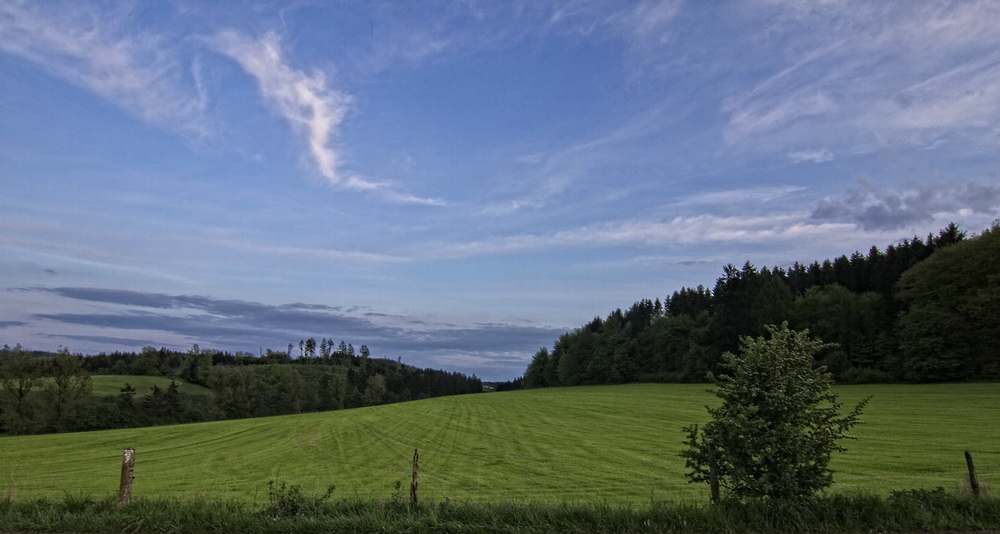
<box><xmin>523</xmin><ymin>222</ymin><xmax>1000</xmax><ymax>387</ymax></box>
<box><xmin>0</xmin><ymin>342</ymin><xmax>482</xmax><ymax>436</ymax></box>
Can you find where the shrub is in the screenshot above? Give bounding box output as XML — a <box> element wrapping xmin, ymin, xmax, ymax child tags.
<box><xmin>680</xmin><ymin>323</ymin><xmax>869</xmax><ymax>500</ymax></box>
<box><xmin>265</xmin><ymin>480</ymin><xmax>335</xmax><ymax>518</ymax></box>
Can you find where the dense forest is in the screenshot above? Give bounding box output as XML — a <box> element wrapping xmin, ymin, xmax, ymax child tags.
<box><xmin>523</xmin><ymin>222</ymin><xmax>1000</xmax><ymax>387</ymax></box>
<box><xmin>0</xmin><ymin>342</ymin><xmax>482</xmax><ymax>436</ymax></box>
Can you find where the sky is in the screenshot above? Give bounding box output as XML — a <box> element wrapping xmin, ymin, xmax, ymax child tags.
<box><xmin>1</xmin><ymin>0</ymin><xmax>998</xmax><ymax>381</ymax></box>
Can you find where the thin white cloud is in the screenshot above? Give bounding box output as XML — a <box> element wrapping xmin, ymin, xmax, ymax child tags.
<box><xmin>0</xmin><ymin>1</ymin><xmax>207</xmax><ymax>136</ymax></box>
<box><xmin>481</xmin><ymin>99</ymin><xmax>683</xmax><ymax>215</ymax></box>
<box><xmin>422</xmin><ymin>213</ymin><xmax>863</xmax><ymax>259</ymax></box>
<box><xmin>211</xmin><ymin>31</ymin><xmax>352</xmax><ymax>185</ymax></box>
<box><xmin>723</xmin><ymin>1</ymin><xmax>1000</xmax><ymax>155</ymax></box>
<box><xmin>548</xmin><ymin>0</ymin><xmax>681</xmax><ymax>40</ymax></box>
<box><xmin>674</xmin><ymin>186</ymin><xmax>807</xmax><ymax>206</ymax></box>
<box><xmin>725</xmin><ymin>90</ymin><xmax>838</xmax><ymax>144</ymax></box>
<box><xmin>426</xmin><ymin>181</ymin><xmax>999</xmax><ymax>258</ymax></box>
<box><xmin>211</xmin><ymin>30</ymin><xmax>445</xmax><ymax>205</ymax></box>
<box><xmin>361</xmin><ymin>2</ymin><xmax>683</xmax><ymax>76</ymax></box>
<box><xmin>879</xmin><ymin>58</ymin><xmax>1000</xmax><ymax>132</ymax></box>
<box><xmin>788</xmin><ymin>149</ymin><xmax>833</xmax><ymax>163</ymax></box>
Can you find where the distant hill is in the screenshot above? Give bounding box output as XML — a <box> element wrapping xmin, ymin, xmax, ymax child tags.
<box><xmin>89</xmin><ymin>375</ymin><xmax>212</xmax><ymax>398</ymax></box>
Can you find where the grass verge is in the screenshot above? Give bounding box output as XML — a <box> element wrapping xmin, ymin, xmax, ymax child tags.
<box><xmin>0</xmin><ymin>489</ymin><xmax>997</xmax><ymax>534</ymax></box>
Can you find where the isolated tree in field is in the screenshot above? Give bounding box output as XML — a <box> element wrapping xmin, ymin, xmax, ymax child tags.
<box><xmin>680</xmin><ymin>323</ymin><xmax>868</xmax><ymax>500</ymax></box>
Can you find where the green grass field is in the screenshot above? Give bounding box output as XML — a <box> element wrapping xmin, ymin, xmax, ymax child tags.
<box><xmin>87</xmin><ymin>375</ymin><xmax>213</xmax><ymax>397</ymax></box>
<box><xmin>0</xmin><ymin>383</ymin><xmax>996</xmax><ymax>504</ymax></box>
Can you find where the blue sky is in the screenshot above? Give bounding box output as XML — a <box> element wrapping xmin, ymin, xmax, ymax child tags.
<box><xmin>2</xmin><ymin>1</ymin><xmax>998</xmax><ymax>380</ymax></box>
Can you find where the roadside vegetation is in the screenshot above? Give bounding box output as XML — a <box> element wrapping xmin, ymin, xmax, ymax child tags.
<box><xmin>0</xmin><ymin>489</ymin><xmax>998</xmax><ymax>533</ymax></box>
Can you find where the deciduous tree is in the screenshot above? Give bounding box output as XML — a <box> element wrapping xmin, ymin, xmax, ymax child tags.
<box><xmin>680</xmin><ymin>323</ymin><xmax>867</xmax><ymax>500</ymax></box>
<box><xmin>0</xmin><ymin>345</ymin><xmax>42</xmax><ymax>435</ymax></box>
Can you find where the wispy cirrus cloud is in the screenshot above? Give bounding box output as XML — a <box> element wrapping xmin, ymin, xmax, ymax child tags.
<box><xmin>788</xmin><ymin>149</ymin><xmax>833</xmax><ymax>164</ymax></box>
<box><xmin>422</xmin><ymin>213</ymin><xmax>863</xmax><ymax>259</ymax></box>
<box><xmin>361</xmin><ymin>1</ymin><xmax>683</xmax><ymax>76</ymax></box>
<box><xmin>481</xmin><ymin>98</ymin><xmax>687</xmax><ymax>216</ymax></box>
<box><xmin>210</xmin><ymin>31</ymin><xmax>353</xmax><ymax>185</ymax></box>
<box><xmin>13</xmin><ymin>287</ymin><xmax>562</xmax><ymax>379</ymax></box>
<box><xmin>211</xmin><ymin>30</ymin><xmax>444</xmax><ymax>205</ymax></box>
<box><xmin>548</xmin><ymin>0</ymin><xmax>682</xmax><ymax>44</ymax></box>
<box><xmin>0</xmin><ymin>1</ymin><xmax>207</xmax><ymax>136</ymax></box>
<box><xmin>722</xmin><ymin>1</ymin><xmax>1000</xmax><ymax>156</ymax></box>
<box><xmin>672</xmin><ymin>186</ymin><xmax>807</xmax><ymax>207</ymax></box>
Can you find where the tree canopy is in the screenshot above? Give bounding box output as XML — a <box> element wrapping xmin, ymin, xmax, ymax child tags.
<box><xmin>522</xmin><ymin>223</ymin><xmax>997</xmax><ymax>386</ymax></box>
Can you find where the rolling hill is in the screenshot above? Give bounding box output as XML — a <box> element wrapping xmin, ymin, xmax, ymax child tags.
<box><xmin>0</xmin><ymin>383</ymin><xmax>996</xmax><ymax>504</ymax></box>
<box><xmin>88</xmin><ymin>375</ymin><xmax>213</xmax><ymax>398</ymax></box>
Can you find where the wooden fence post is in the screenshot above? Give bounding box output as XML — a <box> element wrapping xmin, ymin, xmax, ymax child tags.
<box><xmin>117</xmin><ymin>448</ymin><xmax>135</xmax><ymax>508</ymax></box>
<box><xmin>708</xmin><ymin>442</ymin><xmax>720</xmax><ymax>503</ymax></box>
<box><xmin>965</xmin><ymin>451</ymin><xmax>980</xmax><ymax>497</ymax></box>
<box><xmin>410</xmin><ymin>448</ymin><xmax>419</xmax><ymax>506</ymax></box>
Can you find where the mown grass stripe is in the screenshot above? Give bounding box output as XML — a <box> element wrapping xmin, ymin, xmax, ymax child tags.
<box><xmin>0</xmin><ymin>383</ymin><xmax>996</xmax><ymax>504</ymax></box>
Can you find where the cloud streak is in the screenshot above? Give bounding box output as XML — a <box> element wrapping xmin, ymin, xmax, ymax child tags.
<box><xmin>16</xmin><ymin>287</ymin><xmax>563</xmax><ymax>379</ymax></box>
<box><xmin>423</xmin><ymin>213</ymin><xmax>863</xmax><ymax>259</ymax></box>
<box><xmin>0</xmin><ymin>1</ymin><xmax>207</xmax><ymax>136</ymax></box>
<box><xmin>211</xmin><ymin>31</ymin><xmax>353</xmax><ymax>185</ymax></box>
<box><xmin>722</xmin><ymin>1</ymin><xmax>1000</xmax><ymax>156</ymax></box>
<box><xmin>211</xmin><ymin>30</ymin><xmax>445</xmax><ymax>205</ymax></box>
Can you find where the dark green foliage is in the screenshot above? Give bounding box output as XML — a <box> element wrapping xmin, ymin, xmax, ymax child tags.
<box><xmin>0</xmin><ymin>491</ymin><xmax>997</xmax><ymax>533</ymax></box>
<box><xmin>710</xmin><ymin>262</ymin><xmax>794</xmax><ymax>354</ymax></box>
<box><xmin>0</xmin><ymin>344</ymin><xmax>43</xmax><ymax>435</ymax></box>
<box><xmin>681</xmin><ymin>324</ymin><xmax>868</xmax><ymax>500</ymax></box>
<box><xmin>41</xmin><ymin>349</ymin><xmax>92</xmax><ymax>432</ymax></box>
<box><xmin>0</xmin><ymin>340</ymin><xmax>482</xmax><ymax>435</ymax></box>
<box><xmin>897</xmin><ymin>222</ymin><xmax>1000</xmax><ymax>381</ymax></box>
<box><xmin>789</xmin><ymin>285</ymin><xmax>885</xmax><ymax>378</ymax></box>
<box><xmin>266</xmin><ymin>479</ymin><xmax>335</xmax><ymax>518</ymax></box>
<box><xmin>523</xmin><ymin>223</ymin><xmax>992</xmax><ymax>386</ymax></box>
<box><xmin>522</xmin><ymin>348</ymin><xmax>551</xmax><ymax>388</ymax></box>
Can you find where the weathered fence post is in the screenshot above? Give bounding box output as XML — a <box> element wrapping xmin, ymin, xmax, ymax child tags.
<box><xmin>965</xmin><ymin>451</ymin><xmax>980</xmax><ymax>497</ymax></box>
<box><xmin>708</xmin><ymin>442</ymin><xmax>720</xmax><ymax>503</ymax></box>
<box><xmin>117</xmin><ymin>448</ymin><xmax>135</xmax><ymax>508</ymax></box>
<box><xmin>410</xmin><ymin>448</ymin><xmax>419</xmax><ymax>506</ymax></box>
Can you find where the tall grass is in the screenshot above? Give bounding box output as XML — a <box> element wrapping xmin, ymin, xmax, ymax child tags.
<box><xmin>0</xmin><ymin>490</ymin><xmax>997</xmax><ymax>533</ymax></box>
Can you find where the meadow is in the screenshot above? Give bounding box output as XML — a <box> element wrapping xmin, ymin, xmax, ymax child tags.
<box><xmin>0</xmin><ymin>383</ymin><xmax>996</xmax><ymax>504</ymax></box>
<box><xmin>87</xmin><ymin>375</ymin><xmax>212</xmax><ymax>397</ymax></box>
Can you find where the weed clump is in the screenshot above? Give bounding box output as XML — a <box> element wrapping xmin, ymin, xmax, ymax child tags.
<box><xmin>265</xmin><ymin>479</ymin><xmax>335</xmax><ymax>518</ymax></box>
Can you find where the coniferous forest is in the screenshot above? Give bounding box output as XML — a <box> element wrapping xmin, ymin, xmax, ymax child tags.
<box><xmin>523</xmin><ymin>222</ymin><xmax>1000</xmax><ymax>387</ymax></box>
